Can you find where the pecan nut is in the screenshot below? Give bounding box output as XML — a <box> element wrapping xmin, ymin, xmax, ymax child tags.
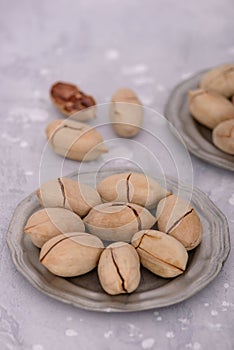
<box><xmin>50</xmin><ymin>81</ymin><xmax>96</xmax><ymax>120</ymax></box>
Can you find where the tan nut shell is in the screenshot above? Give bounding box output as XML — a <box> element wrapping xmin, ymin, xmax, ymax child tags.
<box><xmin>46</xmin><ymin>119</ymin><xmax>108</xmax><ymax>161</ymax></box>
<box><xmin>212</xmin><ymin>119</ymin><xmax>234</xmax><ymax>155</ymax></box>
<box><xmin>156</xmin><ymin>194</ymin><xmax>202</xmax><ymax>250</ymax></box>
<box><xmin>97</xmin><ymin>172</ymin><xmax>170</xmax><ymax>209</ymax></box>
<box><xmin>200</xmin><ymin>64</ymin><xmax>234</xmax><ymax>97</ymax></box>
<box><xmin>132</xmin><ymin>230</ymin><xmax>188</xmax><ymax>278</ymax></box>
<box><xmin>24</xmin><ymin>208</ymin><xmax>85</xmax><ymax>248</ymax></box>
<box><xmin>40</xmin><ymin>232</ymin><xmax>104</xmax><ymax>277</ymax></box>
<box><xmin>188</xmin><ymin>89</ymin><xmax>234</xmax><ymax>129</ymax></box>
<box><xmin>110</xmin><ymin>88</ymin><xmax>143</xmax><ymax>137</ymax></box>
<box><xmin>98</xmin><ymin>242</ymin><xmax>141</xmax><ymax>295</ymax></box>
<box><xmin>84</xmin><ymin>202</ymin><xmax>156</xmax><ymax>242</ymax></box>
<box><xmin>36</xmin><ymin>177</ymin><xmax>101</xmax><ymax>217</ymax></box>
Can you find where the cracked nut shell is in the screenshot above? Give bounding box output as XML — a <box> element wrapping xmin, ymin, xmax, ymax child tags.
<box><xmin>36</xmin><ymin>177</ymin><xmax>102</xmax><ymax>217</ymax></box>
<box><xmin>200</xmin><ymin>64</ymin><xmax>234</xmax><ymax>97</ymax></box>
<box><xmin>40</xmin><ymin>232</ymin><xmax>104</xmax><ymax>277</ymax></box>
<box><xmin>24</xmin><ymin>208</ymin><xmax>85</xmax><ymax>248</ymax></box>
<box><xmin>212</xmin><ymin>119</ymin><xmax>234</xmax><ymax>155</ymax></box>
<box><xmin>50</xmin><ymin>81</ymin><xmax>96</xmax><ymax>120</ymax></box>
<box><xmin>188</xmin><ymin>89</ymin><xmax>234</xmax><ymax>129</ymax></box>
<box><xmin>97</xmin><ymin>172</ymin><xmax>170</xmax><ymax>209</ymax></box>
<box><xmin>110</xmin><ymin>88</ymin><xmax>143</xmax><ymax>137</ymax></box>
<box><xmin>132</xmin><ymin>230</ymin><xmax>188</xmax><ymax>278</ymax></box>
<box><xmin>156</xmin><ymin>194</ymin><xmax>202</xmax><ymax>250</ymax></box>
<box><xmin>98</xmin><ymin>242</ymin><xmax>141</xmax><ymax>295</ymax></box>
<box><xmin>46</xmin><ymin>119</ymin><xmax>108</xmax><ymax>161</ymax></box>
<box><xmin>84</xmin><ymin>202</ymin><xmax>156</xmax><ymax>242</ymax></box>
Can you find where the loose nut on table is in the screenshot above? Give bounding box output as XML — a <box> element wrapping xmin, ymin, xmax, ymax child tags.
<box><xmin>188</xmin><ymin>89</ymin><xmax>234</xmax><ymax>129</ymax></box>
<box><xmin>98</xmin><ymin>242</ymin><xmax>141</xmax><ymax>295</ymax></box>
<box><xmin>24</xmin><ymin>208</ymin><xmax>85</xmax><ymax>248</ymax></box>
<box><xmin>36</xmin><ymin>177</ymin><xmax>102</xmax><ymax>217</ymax></box>
<box><xmin>110</xmin><ymin>88</ymin><xmax>143</xmax><ymax>138</ymax></box>
<box><xmin>200</xmin><ymin>64</ymin><xmax>234</xmax><ymax>98</ymax></box>
<box><xmin>84</xmin><ymin>202</ymin><xmax>156</xmax><ymax>242</ymax></box>
<box><xmin>212</xmin><ymin>119</ymin><xmax>234</xmax><ymax>155</ymax></box>
<box><xmin>156</xmin><ymin>194</ymin><xmax>202</xmax><ymax>250</ymax></box>
<box><xmin>46</xmin><ymin>119</ymin><xmax>108</xmax><ymax>161</ymax></box>
<box><xmin>50</xmin><ymin>81</ymin><xmax>96</xmax><ymax>121</ymax></box>
<box><xmin>131</xmin><ymin>230</ymin><xmax>188</xmax><ymax>278</ymax></box>
<box><xmin>40</xmin><ymin>232</ymin><xmax>104</xmax><ymax>277</ymax></box>
<box><xmin>97</xmin><ymin>172</ymin><xmax>170</xmax><ymax>209</ymax></box>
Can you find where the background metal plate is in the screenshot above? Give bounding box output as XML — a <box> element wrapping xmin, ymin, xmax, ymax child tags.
<box><xmin>164</xmin><ymin>70</ymin><xmax>234</xmax><ymax>171</ymax></box>
<box><xmin>7</xmin><ymin>168</ymin><xmax>230</xmax><ymax>312</ymax></box>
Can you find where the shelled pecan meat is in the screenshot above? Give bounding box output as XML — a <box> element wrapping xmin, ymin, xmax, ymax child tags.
<box><xmin>50</xmin><ymin>81</ymin><xmax>96</xmax><ymax>120</ymax></box>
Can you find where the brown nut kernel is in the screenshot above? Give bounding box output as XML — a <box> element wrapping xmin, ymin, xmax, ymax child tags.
<box><xmin>98</xmin><ymin>242</ymin><xmax>141</xmax><ymax>295</ymax></box>
<box><xmin>36</xmin><ymin>177</ymin><xmax>102</xmax><ymax>217</ymax></box>
<box><xmin>97</xmin><ymin>172</ymin><xmax>170</xmax><ymax>209</ymax></box>
<box><xmin>188</xmin><ymin>89</ymin><xmax>234</xmax><ymax>129</ymax></box>
<box><xmin>46</xmin><ymin>119</ymin><xmax>108</xmax><ymax>161</ymax></box>
<box><xmin>50</xmin><ymin>81</ymin><xmax>96</xmax><ymax>120</ymax></box>
<box><xmin>212</xmin><ymin>119</ymin><xmax>234</xmax><ymax>155</ymax></box>
<box><xmin>24</xmin><ymin>208</ymin><xmax>85</xmax><ymax>248</ymax></box>
<box><xmin>84</xmin><ymin>202</ymin><xmax>156</xmax><ymax>242</ymax></box>
<box><xmin>131</xmin><ymin>230</ymin><xmax>188</xmax><ymax>278</ymax></box>
<box><xmin>200</xmin><ymin>64</ymin><xmax>234</xmax><ymax>97</ymax></box>
<box><xmin>110</xmin><ymin>88</ymin><xmax>143</xmax><ymax>137</ymax></box>
<box><xmin>40</xmin><ymin>232</ymin><xmax>104</xmax><ymax>277</ymax></box>
<box><xmin>156</xmin><ymin>194</ymin><xmax>202</xmax><ymax>250</ymax></box>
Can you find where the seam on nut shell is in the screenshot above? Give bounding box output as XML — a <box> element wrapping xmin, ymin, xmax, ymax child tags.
<box><xmin>24</xmin><ymin>213</ymin><xmax>42</xmax><ymax>231</ymax></box>
<box><xmin>166</xmin><ymin>192</ymin><xmax>172</xmax><ymax>198</ymax></box>
<box><xmin>98</xmin><ymin>203</ymin><xmax>128</xmax><ymax>209</ymax></box>
<box><xmin>189</xmin><ymin>89</ymin><xmax>205</xmax><ymax>101</ymax></box>
<box><xmin>24</xmin><ymin>225</ymin><xmax>36</xmax><ymax>232</ymax></box>
<box><xmin>134</xmin><ymin>231</ymin><xmax>149</xmax><ymax>249</ymax></box>
<box><xmin>127</xmin><ymin>204</ymin><xmax>141</xmax><ymax>231</ymax></box>
<box><xmin>167</xmin><ymin>208</ymin><xmax>194</xmax><ymax>234</ymax></box>
<box><xmin>216</xmin><ymin>125</ymin><xmax>234</xmax><ymax>138</ymax></box>
<box><xmin>109</xmin><ymin>203</ymin><xmax>127</xmax><ymax>207</ymax></box>
<box><xmin>40</xmin><ymin>233</ymin><xmax>80</xmax><ymax>262</ymax></box>
<box><xmin>58</xmin><ymin>178</ymin><xmax>66</xmax><ymax>207</ymax></box>
<box><xmin>110</xmin><ymin>248</ymin><xmax>127</xmax><ymax>293</ymax></box>
<box><xmin>50</xmin><ymin>124</ymin><xmax>65</xmax><ymax>146</ymax></box>
<box><xmin>50</xmin><ymin>123</ymin><xmax>84</xmax><ymax>146</ymax></box>
<box><xmin>63</xmin><ymin>124</ymin><xmax>83</xmax><ymax>131</ymax></box>
<box><xmin>137</xmin><ymin>246</ymin><xmax>184</xmax><ymax>272</ymax></box>
<box><xmin>24</xmin><ymin>222</ymin><xmax>45</xmax><ymax>232</ymax></box>
<box><xmin>126</xmin><ymin>173</ymin><xmax>131</xmax><ymax>202</ymax></box>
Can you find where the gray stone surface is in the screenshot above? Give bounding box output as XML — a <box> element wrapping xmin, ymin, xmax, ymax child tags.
<box><xmin>0</xmin><ymin>0</ymin><xmax>234</xmax><ymax>349</ymax></box>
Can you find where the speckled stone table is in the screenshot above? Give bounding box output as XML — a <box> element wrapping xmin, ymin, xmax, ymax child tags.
<box><xmin>1</xmin><ymin>1</ymin><xmax>234</xmax><ymax>349</ymax></box>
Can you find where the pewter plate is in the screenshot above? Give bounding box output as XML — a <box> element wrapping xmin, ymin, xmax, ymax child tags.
<box><xmin>7</xmin><ymin>168</ymin><xmax>230</xmax><ymax>312</ymax></box>
<box><xmin>164</xmin><ymin>70</ymin><xmax>234</xmax><ymax>171</ymax></box>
